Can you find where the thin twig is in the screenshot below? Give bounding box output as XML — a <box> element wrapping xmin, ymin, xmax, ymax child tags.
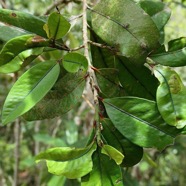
<box><xmin>13</xmin><ymin>119</ymin><xmax>21</xmax><ymax>186</ymax></box>
<box><xmin>70</xmin><ymin>44</ymin><xmax>84</xmax><ymax>52</ymax></box>
<box><xmin>88</xmin><ymin>40</ymin><xmax>116</xmax><ymax>51</ymax></box>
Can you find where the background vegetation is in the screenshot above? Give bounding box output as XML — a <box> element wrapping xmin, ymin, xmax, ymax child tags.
<box><xmin>1</xmin><ymin>0</ymin><xmax>186</xmax><ymax>185</ymax></box>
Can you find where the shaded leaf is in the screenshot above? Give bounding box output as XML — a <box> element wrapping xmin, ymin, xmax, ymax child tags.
<box><xmin>154</xmin><ymin>65</ymin><xmax>186</xmax><ymax>129</ymax></box>
<box><xmin>0</xmin><ymin>23</ymin><xmax>28</xmax><ymax>42</ymax></box>
<box><xmin>82</xmin><ymin>149</ymin><xmax>123</xmax><ymax>186</ymax></box>
<box><xmin>101</xmin><ymin>118</ymin><xmax>143</xmax><ymax>167</ymax></box>
<box><xmin>0</xmin><ymin>34</ymin><xmax>49</xmax><ymax>66</ymax></box>
<box><xmin>44</xmin><ymin>12</ymin><xmax>70</xmax><ymax>40</ymax></box>
<box><xmin>150</xmin><ymin>37</ymin><xmax>186</xmax><ymax>67</ymax></box>
<box><xmin>0</xmin><ymin>9</ymin><xmax>47</xmax><ymax>37</ymax></box>
<box><xmin>36</xmin><ymin>143</ymin><xmax>97</xmax><ymax>179</ymax></box>
<box><xmin>0</xmin><ymin>48</ymin><xmax>44</xmax><ymax>73</ymax></box>
<box><xmin>91</xmin><ymin>0</ymin><xmax>160</xmax><ymax>64</ymax></box>
<box><xmin>95</xmin><ymin>68</ymin><xmax>125</xmax><ymax>98</ymax></box>
<box><xmin>101</xmin><ymin>144</ymin><xmax>124</xmax><ymax>165</ymax></box>
<box><xmin>63</xmin><ymin>52</ymin><xmax>88</xmax><ymax>73</ymax></box>
<box><xmin>103</xmin><ymin>97</ymin><xmax>182</xmax><ymax>150</ymax></box>
<box><xmin>1</xmin><ymin>60</ymin><xmax>60</xmax><ymax>125</ymax></box>
<box><xmin>23</xmin><ymin>73</ymin><xmax>85</xmax><ymax>120</ymax></box>
<box><xmin>139</xmin><ymin>0</ymin><xmax>171</xmax><ymax>31</ymax></box>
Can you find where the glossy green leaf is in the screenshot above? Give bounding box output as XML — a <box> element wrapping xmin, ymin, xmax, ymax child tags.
<box><xmin>23</xmin><ymin>73</ymin><xmax>85</xmax><ymax>120</ymax></box>
<box><xmin>150</xmin><ymin>38</ymin><xmax>186</xmax><ymax>67</ymax></box>
<box><xmin>103</xmin><ymin>97</ymin><xmax>182</xmax><ymax>150</ymax></box>
<box><xmin>95</xmin><ymin>68</ymin><xmax>125</xmax><ymax>98</ymax></box>
<box><xmin>0</xmin><ymin>23</ymin><xmax>28</xmax><ymax>42</ymax></box>
<box><xmin>63</xmin><ymin>52</ymin><xmax>88</xmax><ymax>73</ymax></box>
<box><xmin>101</xmin><ymin>144</ymin><xmax>124</xmax><ymax>165</ymax></box>
<box><xmin>101</xmin><ymin>118</ymin><xmax>143</xmax><ymax>167</ymax></box>
<box><xmin>82</xmin><ymin>150</ymin><xmax>123</xmax><ymax>186</ymax></box>
<box><xmin>44</xmin><ymin>12</ymin><xmax>70</xmax><ymax>40</ymax></box>
<box><xmin>0</xmin><ymin>48</ymin><xmax>44</xmax><ymax>73</ymax></box>
<box><xmin>154</xmin><ymin>65</ymin><xmax>186</xmax><ymax>129</ymax></box>
<box><xmin>139</xmin><ymin>0</ymin><xmax>171</xmax><ymax>31</ymax></box>
<box><xmin>36</xmin><ymin>143</ymin><xmax>97</xmax><ymax>179</ymax></box>
<box><xmin>1</xmin><ymin>61</ymin><xmax>60</xmax><ymax>125</ymax></box>
<box><xmin>91</xmin><ymin>0</ymin><xmax>160</xmax><ymax>64</ymax></box>
<box><xmin>0</xmin><ymin>9</ymin><xmax>47</xmax><ymax>37</ymax></box>
<box><xmin>0</xmin><ymin>34</ymin><xmax>49</xmax><ymax>66</ymax></box>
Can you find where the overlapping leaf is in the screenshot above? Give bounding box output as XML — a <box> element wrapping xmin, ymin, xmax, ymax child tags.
<box><xmin>101</xmin><ymin>118</ymin><xmax>143</xmax><ymax>167</ymax></box>
<box><xmin>36</xmin><ymin>143</ymin><xmax>97</xmax><ymax>179</ymax></box>
<box><xmin>23</xmin><ymin>73</ymin><xmax>85</xmax><ymax>120</ymax></box>
<box><xmin>0</xmin><ymin>48</ymin><xmax>44</xmax><ymax>73</ymax></box>
<box><xmin>91</xmin><ymin>0</ymin><xmax>160</xmax><ymax>64</ymax></box>
<box><xmin>0</xmin><ymin>34</ymin><xmax>49</xmax><ymax>66</ymax></box>
<box><xmin>150</xmin><ymin>37</ymin><xmax>186</xmax><ymax>67</ymax></box>
<box><xmin>43</xmin><ymin>12</ymin><xmax>70</xmax><ymax>40</ymax></box>
<box><xmin>103</xmin><ymin>97</ymin><xmax>183</xmax><ymax>150</ymax></box>
<box><xmin>1</xmin><ymin>60</ymin><xmax>60</xmax><ymax>125</ymax></box>
<box><xmin>154</xmin><ymin>65</ymin><xmax>186</xmax><ymax>129</ymax></box>
<box><xmin>139</xmin><ymin>0</ymin><xmax>171</xmax><ymax>31</ymax></box>
<box><xmin>82</xmin><ymin>149</ymin><xmax>123</xmax><ymax>186</ymax></box>
<box><xmin>95</xmin><ymin>68</ymin><xmax>125</xmax><ymax>98</ymax></box>
<box><xmin>0</xmin><ymin>9</ymin><xmax>47</xmax><ymax>37</ymax></box>
<box><xmin>63</xmin><ymin>52</ymin><xmax>88</xmax><ymax>73</ymax></box>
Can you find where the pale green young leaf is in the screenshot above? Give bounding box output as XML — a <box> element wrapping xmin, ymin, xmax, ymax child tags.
<box><xmin>101</xmin><ymin>144</ymin><xmax>124</xmax><ymax>165</ymax></box>
<box><xmin>36</xmin><ymin>143</ymin><xmax>97</xmax><ymax>179</ymax></box>
<box><xmin>1</xmin><ymin>60</ymin><xmax>60</xmax><ymax>125</ymax></box>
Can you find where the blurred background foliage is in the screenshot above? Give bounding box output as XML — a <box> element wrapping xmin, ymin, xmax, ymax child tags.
<box><xmin>0</xmin><ymin>0</ymin><xmax>186</xmax><ymax>186</ymax></box>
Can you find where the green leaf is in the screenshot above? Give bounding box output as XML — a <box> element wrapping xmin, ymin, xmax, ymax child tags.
<box><xmin>0</xmin><ymin>9</ymin><xmax>47</xmax><ymax>37</ymax></box>
<box><xmin>44</xmin><ymin>12</ymin><xmax>71</xmax><ymax>40</ymax></box>
<box><xmin>116</xmin><ymin>57</ymin><xmax>158</xmax><ymax>100</ymax></box>
<box><xmin>101</xmin><ymin>118</ymin><xmax>143</xmax><ymax>167</ymax></box>
<box><xmin>154</xmin><ymin>65</ymin><xmax>186</xmax><ymax>129</ymax></box>
<box><xmin>0</xmin><ymin>34</ymin><xmax>49</xmax><ymax>66</ymax></box>
<box><xmin>82</xmin><ymin>150</ymin><xmax>123</xmax><ymax>186</ymax></box>
<box><xmin>36</xmin><ymin>143</ymin><xmax>97</xmax><ymax>179</ymax></box>
<box><xmin>0</xmin><ymin>48</ymin><xmax>44</xmax><ymax>73</ymax></box>
<box><xmin>103</xmin><ymin>97</ymin><xmax>182</xmax><ymax>150</ymax></box>
<box><xmin>101</xmin><ymin>144</ymin><xmax>124</xmax><ymax>165</ymax></box>
<box><xmin>63</xmin><ymin>52</ymin><xmax>88</xmax><ymax>73</ymax></box>
<box><xmin>139</xmin><ymin>0</ymin><xmax>171</xmax><ymax>31</ymax></box>
<box><xmin>91</xmin><ymin>0</ymin><xmax>160</xmax><ymax>64</ymax></box>
<box><xmin>150</xmin><ymin>38</ymin><xmax>186</xmax><ymax>67</ymax></box>
<box><xmin>1</xmin><ymin>60</ymin><xmax>60</xmax><ymax>125</ymax></box>
<box><xmin>23</xmin><ymin>73</ymin><xmax>85</xmax><ymax>120</ymax></box>
<box><xmin>95</xmin><ymin>68</ymin><xmax>125</xmax><ymax>98</ymax></box>
<box><xmin>0</xmin><ymin>23</ymin><xmax>28</xmax><ymax>42</ymax></box>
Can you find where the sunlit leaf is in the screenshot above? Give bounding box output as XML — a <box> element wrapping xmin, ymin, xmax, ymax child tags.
<box><xmin>1</xmin><ymin>60</ymin><xmax>60</xmax><ymax>125</ymax></box>
<box><xmin>103</xmin><ymin>97</ymin><xmax>182</xmax><ymax>150</ymax></box>
<box><xmin>101</xmin><ymin>144</ymin><xmax>124</xmax><ymax>165</ymax></box>
<box><xmin>0</xmin><ymin>48</ymin><xmax>44</xmax><ymax>73</ymax></box>
<box><xmin>44</xmin><ymin>12</ymin><xmax>71</xmax><ymax>40</ymax></box>
<box><xmin>91</xmin><ymin>0</ymin><xmax>160</xmax><ymax>64</ymax></box>
<box><xmin>23</xmin><ymin>73</ymin><xmax>85</xmax><ymax>120</ymax></box>
<box><xmin>36</xmin><ymin>143</ymin><xmax>97</xmax><ymax>179</ymax></box>
<box><xmin>154</xmin><ymin>65</ymin><xmax>186</xmax><ymax>129</ymax></box>
<box><xmin>0</xmin><ymin>34</ymin><xmax>49</xmax><ymax>66</ymax></box>
<box><xmin>63</xmin><ymin>52</ymin><xmax>88</xmax><ymax>73</ymax></box>
<box><xmin>0</xmin><ymin>9</ymin><xmax>47</xmax><ymax>37</ymax></box>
